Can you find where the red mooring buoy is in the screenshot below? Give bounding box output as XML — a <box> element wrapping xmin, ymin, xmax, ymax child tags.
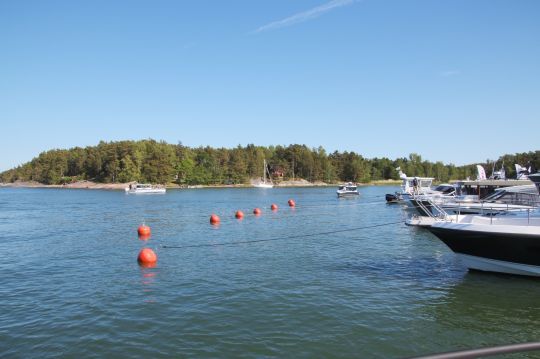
<box><xmin>138</xmin><ymin>248</ymin><xmax>157</xmax><ymax>266</ymax></box>
<box><xmin>235</xmin><ymin>210</ymin><xmax>244</xmax><ymax>219</ymax></box>
<box><xmin>271</xmin><ymin>204</ymin><xmax>278</xmax><ymax>211</ymax></box>
<box><xmin>210</xmin><ymin>214</ymin><xmax>221</xmax><ymax>225</ymax></box>
<box><xmin>138</xmin><ymin>224</ymin><xmax>151</xmax><ymax>237</ymax></box>
<box><xmin>253</xmin><ymin>208</ymin><xmax>262</xmax><ymax>216</ymax></box>
<box><xmin>288</xmin><ymin>199</ymin><xmax>296</xmax><ymax>207</ymax></box>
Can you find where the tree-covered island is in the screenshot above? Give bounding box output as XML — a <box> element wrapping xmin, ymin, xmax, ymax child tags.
<box><xmin>1</xmin><ymin>140</ymin><xmax>538</xmax><ymax>186</ymax></box>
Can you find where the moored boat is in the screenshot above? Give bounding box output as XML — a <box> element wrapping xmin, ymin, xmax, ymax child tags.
<box><xmin>253</xmin><ymin>159</ymin><xmax>274</xmax><ymax>188</ymax></box>
<box><xmin>385</xmin><ymin>168</ymin><xmax>438</xmax><ymax>203</ymax></box>
<box><xmin>409</xmin><ymin>184</ymin><xmax>538</xmax><ymax>216</ymax></box>
<box><xmin>427</xmin><ymin>214</ymin><xmax>540</xmax><ymax>276</ymax></box>
<box><xmin>385</xmin><ymin>192</ymin><xmax>402</xmax><ymax>203</ymax></box>
<box><xmin>125</xmin><ymin>183</ymin><xmax>166</xmax><ymax>194</ymax></box>
<box><xmin>337</xmin><ymin>182</ymin><xmax>359</xmax><ymax>197</ymax></box>
<box><xmin>424</xmin><ymin>173</ymin><xmax>540</xmax><ymax>276</ymax></box>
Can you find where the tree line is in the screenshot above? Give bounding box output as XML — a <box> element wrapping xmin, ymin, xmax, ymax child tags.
<box><xmin>1</xmin><ymin>140</ymin><xmax>538</xmax><ymax>185</ymax></box>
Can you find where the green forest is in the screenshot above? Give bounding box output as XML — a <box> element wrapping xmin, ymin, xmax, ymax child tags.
<box><xmin>1</xmin><ymin>140</ymin><xmax>539</xmax><ymax>185</ymax></box>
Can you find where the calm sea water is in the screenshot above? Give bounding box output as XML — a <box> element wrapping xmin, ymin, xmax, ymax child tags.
<box><xmin>1</xmin><ymin>186</ymin><xmax>539</xmax><ymax>358</ymax></box>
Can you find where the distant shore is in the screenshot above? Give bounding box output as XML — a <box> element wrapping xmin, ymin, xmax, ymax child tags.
<box><xmin>0</xmin><ymin>179</ymin><xmax>401</xmax><ymax>190</ymax></box>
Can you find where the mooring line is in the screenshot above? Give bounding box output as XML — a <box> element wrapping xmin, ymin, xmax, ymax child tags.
<box><xmin>161</xmin><ymin>220</ymin><xmax>403</xmax><ymax>249</ymax></box>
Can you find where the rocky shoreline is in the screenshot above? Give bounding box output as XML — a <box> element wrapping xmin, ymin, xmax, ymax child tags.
<box><xmin>0</xmin><ymin>179</ymin><xmax>400</xmax><ymax>190</ymax></box>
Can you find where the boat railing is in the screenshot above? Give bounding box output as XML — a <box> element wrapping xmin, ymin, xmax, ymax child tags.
<box><xmin>482</xmin><ymin>206</ymin><xmax>537</xmax><ymax>225</ymax></box>
<box><xmin>408</xmin><ymin>341</ymin><xmax>540</xmax><ymax>359</ymax></box>
<box><xmin>412</xmin><ymin>195</ymin><xmax>450</xmax><ymax>221</ymax></box>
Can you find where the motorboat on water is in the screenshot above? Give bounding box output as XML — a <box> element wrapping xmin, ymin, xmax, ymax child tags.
<box><xmin>427</xmin><ymin>212</ymin><xmax>540</xmax><ymax>276</ymax></box>
<box><xmin>337</xmin><ymin>182</ymin><xmax>359</xmax><ymax>197</ymax></box>
<box><xmin>125</xmin><ymin>183</ymin><xmax>166</xmax><ymax>194</ymax></box>
<box><xmin>385</xmin><ymin>193</ymin><xmax>402</xmax><ymax>203</ymax></box>
<box><xmin>253</xmin><ymin>159</ymin><xmax>273</xmax><ymax>188</ymax></box>
<box><xmin>410</xmin><ymin>184</ymin><xmax>538</xmax><ymax>216</ymax></box>
<box><xmin>417</xmin><ymin>173</ymin><xmax>540</xmax><ymax>277</ymax></box>
<box><xmin>385</xmin><ymin>167</ymin><xmax>458</xmax><ymax>205</ymax></box>
<box><xmin>405</xmin><ymin>162</ymin><xmax>536</xmax><ymax>215</ymax></box>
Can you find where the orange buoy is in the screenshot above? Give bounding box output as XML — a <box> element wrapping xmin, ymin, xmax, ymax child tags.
<box><xmin>235</xmin><ymin>210</ymin><xmax>244</xmax><ymax>219</ymax></box>
<box><xmin>253</xmin><ymin>208</ymin><xmax>261</xmax><ymax>216</ymax></box>
<box><xmin>138</xmin><ymin>248</ymin><xmax>157</xmax><ymax>266</ymax></box>
<box><xmin>210</xmin><ymin>214</ymin><xmax>221</xmax><ymax>225</ymax></box>
<box><xmin>138</xmin><ymin>224</ymin><xmax>151</xmax><ymax>237</ymax></box>
<box><xmin>288</xmin><ymin>199</ymin><xmax>296</xmax><ymax>207</ymax></box>
<box><xmin>271</xmin><ymin>204</ymin><xmax>278</xmax><ymax>211</ymax></box>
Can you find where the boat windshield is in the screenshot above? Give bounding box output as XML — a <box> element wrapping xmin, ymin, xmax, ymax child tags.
<box><xmin>419</xmin><ymin>179</ymin><xmax>433</xmax><ymax>188</ymax></box>
<box><xmin>433</xmin><ymin>185</ymin><xmax>455</xmax><ymax>194</ymax></box>
<box><xmin>483</xmin><ymin>189</ymin><xmax>539</xmax><ymax>206</ymax></box>
<box><xmin>136</xmin><ymin>184</ymin><xmax>153</xmax><ymax>189</ymax></box>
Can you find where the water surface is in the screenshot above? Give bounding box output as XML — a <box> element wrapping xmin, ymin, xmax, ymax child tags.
<box><xmin>1</xmin><ymin>186</ymin><xmax>539</xmax><ymax>358</ymax></box>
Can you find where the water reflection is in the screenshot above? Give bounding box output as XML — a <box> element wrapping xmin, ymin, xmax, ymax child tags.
<box><xmin>138</xmin><ymin>234</ymin><xmax>151</xmax><ymax>241</ymax></box>
<box><xmin>139</xmin><ymin>266</ymin><xmax>158</xmax><ymax>303</ymax></box>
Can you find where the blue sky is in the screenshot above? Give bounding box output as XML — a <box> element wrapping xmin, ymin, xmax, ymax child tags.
<box><xmin>1</xmin><ymin>0</ymin><xmax>539</xmax><ymax>171</ymax></box>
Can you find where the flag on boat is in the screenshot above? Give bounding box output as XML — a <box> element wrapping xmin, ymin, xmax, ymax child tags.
<box><xmin>476</xmin><ymin>165</ymin><xmax>487</xmax><ymax>180</ymax></box>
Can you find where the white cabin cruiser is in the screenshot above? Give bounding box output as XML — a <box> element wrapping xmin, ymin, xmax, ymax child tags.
<box><xmin>385</xmin><ymin>168</ymin><xmax>436</xmax><ymax>203</ymax></box>
<box><xmin>407</xmin><ymin>164</ymin><xmax>536</xmax><ymax>215</ymax></box>
<box><xmin>424</xmin><ymin>173</ymin><xmax>540</xmax><ymax>276</ymax></box>
<box><xmin>337</xmin><ymin>182</ymin><xmax>359</xmax><ymax>197</ymax></box>
<box><xmin>410</xmin><ymin>184</ymin><xmax>538</xmax><ymax>216</ymax></box>
<box><xmin>428</xmin><ymin>212</ymin><xmax>540</xmax><ymax>276</ymax></box>
<box><xmin>125</xmin><ymin>183</ymin><xmax>166</xmax><ymax>194</ymax></box>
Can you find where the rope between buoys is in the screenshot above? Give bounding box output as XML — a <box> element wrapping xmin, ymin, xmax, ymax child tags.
<box><xmin>161</xmin><ymin>221</ymin><xmax>403</xmax><ymax>249</ymax></box>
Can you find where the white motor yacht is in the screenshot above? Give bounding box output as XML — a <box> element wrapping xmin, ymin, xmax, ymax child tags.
<box><xmin>385</xmin><ymin>168</ymin><xmax>437</xmax><ymax>203</ymax></box>
<box><xmin>423</xmin><ymin>173</ymin><xmax>540</xmax><ymax>277</ymax></box>
<box><xmin>410</xmin><ymin>184</ymin><xmax>538</xmax><ymax>216</ymax></box>
<box><xmin>428</xmin><ymin>213</ymin><xmax>540</xmax><ymax>276</ymax></box>
<box><xmin>337</xmin><ymin>182</ymin><xmax>359</xmax><ymax>197</ymax></box>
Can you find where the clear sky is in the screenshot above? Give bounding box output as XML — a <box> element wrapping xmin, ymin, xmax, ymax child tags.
<box><xmin>1</xmin><ymin>0</ymin><xmax>539</xmax><ymax>171</ymax></box>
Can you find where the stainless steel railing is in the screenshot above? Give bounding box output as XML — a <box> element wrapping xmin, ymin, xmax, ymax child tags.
<box><xmin>408</xmin><ymin>341</ymin><xmax>540</xmax><ymax>359</ymax></box>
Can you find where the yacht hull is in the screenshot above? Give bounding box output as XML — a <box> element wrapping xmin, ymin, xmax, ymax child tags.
<box><xmin>428</xmin><ymin>226</ymin><xmax>540</xmax><ymax>276</ymax></box>
<box><xmin>337</xmin><ymin>192</ymin><xmax>359</xmax><ymax>198</ymax></box>
<box><xmin>456</xmin><ymin>254</ymin><xmax>540</xmax><ymax>277</ymax></box>
<box><xmin>253</xmin><ymin>183</ymin><xmax>273</xmax><ymax>188</ymax></box>
<box><xmin>125</xmin><ymin>189</ymin><xmax>166</xmax><ymax>194</ymax></box>
<box><xmin>385</xmin><ymin>193</ymin><xmax>402</xmax><ymax>203</ymax></box>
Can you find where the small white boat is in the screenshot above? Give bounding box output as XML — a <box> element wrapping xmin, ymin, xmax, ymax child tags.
<box><xmin>253</xmin><ymin>159</ymin><xmax>274</xmax><ymax>188</ymax></box>
<box><xmin>125</xmin><ymin>183</ymin><xmax>166</xmax><ymax>194</ymax></box>
<box><xmin>337</xmin><ymin>182</ymin><xmax>359</xmax><ymax>197</ymax></box>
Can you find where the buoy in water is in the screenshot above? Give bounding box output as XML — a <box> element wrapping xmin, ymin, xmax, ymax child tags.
<box><xmin>271</xmin><ymin>204</ymin><xmax>278</xmax><ymax>211</ymax></box>
<box><xmin>138</xmin><ymin>224</ymin><xmax>151</xmax><ymax>237</ymax></box>
<box><xmin>235</xmin><ymin>210</ymin><xmax>244</xmax><ymax>219</ymax></box>
<box><xmin>210</xmin><ymin>214</ymin><xmax>221</xmax><ymax>225</ymax></box>
<box><xmin>288</xmin><ymin>199</ymin><xmax>296</xmax><ymax>207</ymax></box>
<box><xmin>253</xmin><ymin>208</ymin><xmax>261</xmax><ymax>216</ymax></box>
<box><xmin>138</xmin><ymin>248</ymin><xmax>157</xmax><ymax>266</ymax></box>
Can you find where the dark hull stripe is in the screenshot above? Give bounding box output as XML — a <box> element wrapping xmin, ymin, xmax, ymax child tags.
<box><xmin>428</xmin><ymin>227</ymin><xmax>540</xmax><ymax>266</ymax></box>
